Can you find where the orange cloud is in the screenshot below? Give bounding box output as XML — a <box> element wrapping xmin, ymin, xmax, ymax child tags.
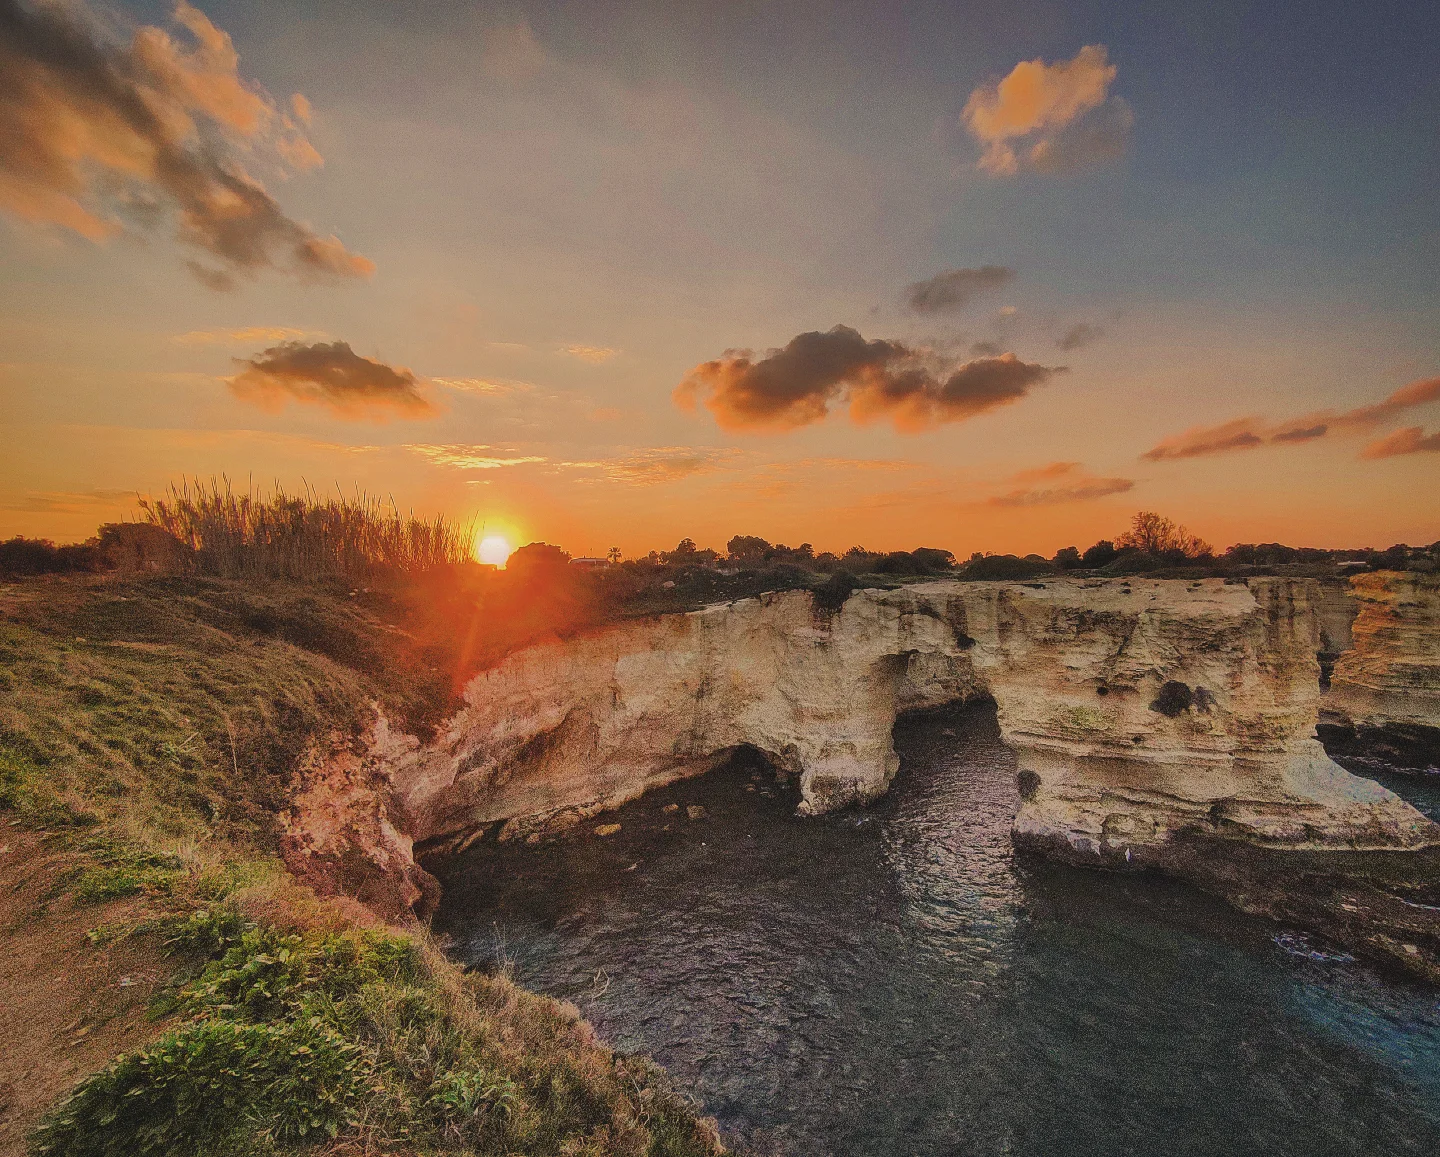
<box><xmin>1143</xmin><ymin>376</ymin><xmax>1440</xmax><ymax>461</ymax></box>
<box><xmin>558</xmin><ymin>447</ymin><xmax>742</xmax><ymax>484</ymax></box>
<box><xmin>559</xmin><ymin>345</ymin><xmax>620</xmax><ymax>364</ymax></box>
<box><xmin>429</xmin><ymin>376</ymin><xmax>530</xmax><ymax>396</ymax></box>
<box><xmin>963</xmin><ymin>45</ymin><xmax>1131</xmax><ymax>175</ymax></box>
<box><xmin>1361</xmin><ymin>427</ymin><xmax>1440</xmax><ymax>459</ymax></box>
<box><xmin>172</xmin><ymin>325</ymin><xmax>318</xmax><ymax>345</ymax></box>
<box><xmin>406</xmin><ymin>444</ymin><xmax>545</xmax><ymax>469</ymax></box>
<box><xmin>989</xmin><ymin>461</ymin><xmax>1134</xmax><ymax>506</ymax></box>
<box><xmin>0</xmin><ymin>0</ymin><xmax>370</xmax><ymax>285</ymax></box>
<box><xmin>675</xmin><ymin>325</ymin><xmax>1063</xmax><ymax>433</ymax></box>
<box><xmin>230</xmin><ymin>341</ymin><xmax>435</xmax><ymax>420</ymax></box>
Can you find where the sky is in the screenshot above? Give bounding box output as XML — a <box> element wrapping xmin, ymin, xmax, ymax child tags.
<box><xmin>1</xmin><ymin>0</ymin><xmax>1437</xmax><ymax>559</ymax></box>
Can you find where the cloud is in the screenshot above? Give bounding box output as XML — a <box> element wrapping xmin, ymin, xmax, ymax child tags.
<box><xmin>1361</xmin><ymin>427</ymin><xmax>1440</xmax><ymax>459</ymax></box>
<box><xmin>0</xmin><ymin>0</ymin><xmax>371</xmax><ymax>284</ymax></box>
<box><xmin>229</xmin><ymin>341</ymin><xmax>435</xmax><ymax>420</ymax></box>
<box><xmin>406</xmin><ymin>444</ymin><xmax>545</xmax><ymax>470</ymax></box>
<box><xmin>1143</xmin><ymin>417</ymin><xmax>1268</xmax><ymax>460</ymax></box>
<box><xmin>1027</xmin><ymin>96</ymin><xmax>1134</xmax><ymax>174</ymax></box>
<box><xmin>1057</xmin><ymin>322</ymin><xmax>1104</xmax><ymax>351</ymax></box>
<box><xmin>1143</xmin><ymin>376</ymin><xmax>1440</xmax><ymax>461</ymax></box>
<box><xmin>429</xmin><ymin>376</ymin><xmax>529</xmax><ymax>396</ymax></box>
<box><xmin>963</xmin><ymin>45</ymin><xmax>1131</xmax><ymax>176</ymax></box>
<box><xmin>989</xmin><ymin>461</ymin><xmax>1134</xmax><ymax>506</ymax></box>
<box><xmin>0</xmin><ymin>487</ymin><xmax>135</xmax><ymax>513</ymax></box>
<box><xmin>1342</xmin><ymin>374</ymin><xmax>1440</xmax><ymax>426</ymax></box>
<box><xmin>675</xmin><ymin>325</ymin><xmax>1064</xmax><ymax>433</ymax></box>
<box><xmin>172</xmin><ymin>325</ymin><xmax>317</xmax><ymax>345</ymax></box>
<box><xmin>559</xmin><ymin>345</ymin><xmax>620</xmax><ymax>364</ymax></box>
<box><xmin>558</xmin><ymin>447</ymin><xmax>741</xmax><ymax>484</ymax></box>
<box><xmin>904</xmin><ymin>266</ymin><xmax>1015</xmax><ymax>314</ymax></box>
<box><xmin>969</xmin><ymin>340</ymin><xmax>1003</xmax><ymax>357</ymax></box>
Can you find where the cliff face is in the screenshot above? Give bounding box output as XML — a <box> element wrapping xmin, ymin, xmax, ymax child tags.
<box><xmin>386</xmin><ymin>577</ymin><xmax>1435</xmax><ymax>863</ymax></box>
<box><xmin>1323</xmin><ymin>572</ymin><xmax>1440</xmax><ymax>766</ymax></box>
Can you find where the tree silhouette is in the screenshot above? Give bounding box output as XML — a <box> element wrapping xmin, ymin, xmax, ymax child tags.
<box><xmin>1116</xmin><ymin>512</ymin><xmax>1212</xmax><ymax>558</ymax></box>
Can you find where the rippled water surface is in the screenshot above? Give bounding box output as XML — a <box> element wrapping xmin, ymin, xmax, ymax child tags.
<box><xmin>437</xmin><ymin>706</ymin><xmax>1440</xmax><ymax>1155</ymax></box>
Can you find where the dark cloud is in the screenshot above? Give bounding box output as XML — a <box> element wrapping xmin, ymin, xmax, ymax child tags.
<box><xmin>904</xmin><ymin>266</ymin><xmax>1015</xmax><ymax>314</ymax></box>
<box><xmin>1027</xmin><ymin>96</ymin><xmax>1134</xmax><ymax>174</ymax></box>
<box><xmin>1361</xmin><ymin>427</ymin><xmax>1440</xmax><ymax>459</ymax></box>
<box><xmin>1143</xmin><ymin>418</ymin><xmax>1266</xmax><ymax>461</ymax></box>
<box><xmin>1057</xmin><ymin>322</ymin><xmax>1104</xmax><ymax>351</ymax></box>
<box><xmin>1143</xmin><ymin>376</ymin><xmax>1440</xmax><ymax>461</ymax></box>
<box><xmin>0</xmin><ymin>0</ymin><xmax>371</xmax><ymax>285</ymax></box>
<box><xmin>970</xmin><ymin>340</ymin><xmax>1003</xmax><ymax>357</ymax></box>
<box><xmin>674</xmin><ymin>324</ymin><xmax>1063</xmax><ymax>433</ymax></box>
<box><xmin>1270</xmin><ymin>422</ymin><xmax>1327</xmax><ymax>444</ymax></box>
<box><xmin>230</xmin><ymin>341</ymin><xmax>435</xmax><ymax>420</ymax></box>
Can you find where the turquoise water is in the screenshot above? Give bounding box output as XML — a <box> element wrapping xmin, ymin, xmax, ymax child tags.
<box><xmin>437</xmin><ymin>706</ymin><xmax>1440</xmax><ymax>1155</ymax></box>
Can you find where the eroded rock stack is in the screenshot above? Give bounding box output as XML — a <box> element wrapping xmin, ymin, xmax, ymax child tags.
<box><xmin>1323</xmin><ymin>572</ymin><xmax>1440</xmax><ymax>768</ymax></box>
<box><xmin>383</xmin><ymin>577</ymin><xmax>1436</xmax><ymax>864</ymax></box>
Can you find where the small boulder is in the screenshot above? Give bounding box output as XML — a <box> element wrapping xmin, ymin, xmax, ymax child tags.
<box><xmin>686</xmin><ymin>805</ymin><xmax>706</xmax><ymax>821</ymax></box>
<box><xmin>594</xmin><ymin>823</ymin><xmax>621</xmax><ymax>837</ymax></box>
<box><xmin>660</xmin><ymin>803</ymin><xmax>680</xmax><ymax>815</ymax></box>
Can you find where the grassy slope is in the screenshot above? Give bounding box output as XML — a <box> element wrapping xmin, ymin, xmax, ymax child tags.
<box><xmin>0</xmin><ymin>574</ymin><xmax>722</xmax><ymax>1156</ymax></box>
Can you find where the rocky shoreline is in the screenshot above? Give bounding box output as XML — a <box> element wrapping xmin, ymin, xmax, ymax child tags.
<box><xmin>279</xmin><ymin>573</ymin><xmax>1440</xmax><ymax>980</ymax></box>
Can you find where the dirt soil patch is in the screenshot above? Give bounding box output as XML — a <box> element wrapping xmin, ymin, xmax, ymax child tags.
<box><xmin>0</xmin><ymin>829</ymin><xmax>172</xmax><ymax>1156</ymax></box>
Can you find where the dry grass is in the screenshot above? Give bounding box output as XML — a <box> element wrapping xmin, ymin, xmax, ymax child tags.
<box><xmin>139</xmin><ymin>478</ymin><xmax>473</xmax><ymax>583</ymax></box>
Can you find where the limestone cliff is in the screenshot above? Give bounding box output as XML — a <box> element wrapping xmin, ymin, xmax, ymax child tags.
<box><xmin>1323</xmin><ymin>572</ymin><xmax>1440</xmax><ymax>767</ymax></box>
<box><xmin>387</xmin><ymin>577</ymin><xmax>1436</xmax><ymax>864</ymax></box>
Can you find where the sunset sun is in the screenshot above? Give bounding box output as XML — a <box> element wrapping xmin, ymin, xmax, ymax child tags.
<box><xmin>476</xmin><ymin>534</ymin><xmax>512</xmax><ymax>567</ymax></box>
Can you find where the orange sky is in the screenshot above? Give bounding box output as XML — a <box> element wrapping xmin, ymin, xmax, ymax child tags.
<box><xmin>1</xmin><ymin>1</ymin><xmax>1437</xmax><ymax>559</ymax></box>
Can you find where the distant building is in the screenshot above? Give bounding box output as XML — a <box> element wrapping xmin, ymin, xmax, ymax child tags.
<box><xmin>570</xmin><ymin>557</ymin><xmax>609</xmax><ymax>569</ymax></box>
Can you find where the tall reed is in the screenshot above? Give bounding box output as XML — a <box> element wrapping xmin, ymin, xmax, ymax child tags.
<box><xmin>139</xmin><ymin>478</ymin><xmax>473</xmax><ymax>582</ymax></box>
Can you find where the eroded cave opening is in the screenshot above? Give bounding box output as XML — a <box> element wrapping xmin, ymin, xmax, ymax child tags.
<box><xmin>1316</xmin><ymin>725</ymin><xmax>1440</xmax><ymax>823</ymax></box>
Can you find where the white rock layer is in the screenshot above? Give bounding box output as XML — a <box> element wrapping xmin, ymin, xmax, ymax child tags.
<box><xmin>390</xmin><ymin>577</ymin><xmax>1436</xmax><ymax>860</ymax></box>
<box><xmin>1326</xmin><ymin>571</ymin><xmax>1440</xmax><ymax>740</ymax></box>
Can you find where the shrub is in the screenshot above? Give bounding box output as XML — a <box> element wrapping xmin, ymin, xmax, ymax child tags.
<box><xmin>97</xmin><ymin>523</ymin><xmax>192</xmax><ymax>575</ymax></box>
<box><xmin>32</xmin><ymin>1018</ymin><xmax>367</xmax><ymax>1155</ymax></box>
<box><xmin>874</xmin><ymin>551</ymin><xmax>924</xmax><ymax>575</ymax></box>
<box><xmin>960</xmin><ymin>554</ymin><xmax>1052</xmax><ymax>581</ymax></box>
<box><xmin>811</xmin><ymin>572</ymin><xmax>858</xmax><ymax>613</ymax></box>
<box><xmin>0</xmin><ymin>537</ymin><xmax>107</xmax><ymax>578</ymax></box>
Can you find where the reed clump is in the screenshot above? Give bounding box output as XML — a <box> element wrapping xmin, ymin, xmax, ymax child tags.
<box><xmin>139</xmin><ymin>478</ymin><xmax>473</xmax><ymax>583</ymax></box>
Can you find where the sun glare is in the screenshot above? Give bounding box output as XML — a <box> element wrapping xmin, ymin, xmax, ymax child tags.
<box><xmin>477</xmin><ymin>534</ymin><xmax>512</xmax><ymax>567</ymax></box>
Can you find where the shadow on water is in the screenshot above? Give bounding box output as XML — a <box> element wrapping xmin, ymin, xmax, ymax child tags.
<box><xmin>435</xmin><ymin>704</ymin><xmax>1440</xmax><ymax>1156</ymax></box>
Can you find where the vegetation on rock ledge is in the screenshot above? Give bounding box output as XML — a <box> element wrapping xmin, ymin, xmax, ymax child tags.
<box><xmin>0</xmin><ymin>569</ymin><xmax>724</xmax><ymax>1155</ymax></box>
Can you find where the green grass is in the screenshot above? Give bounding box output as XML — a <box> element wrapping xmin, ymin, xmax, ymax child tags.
<box><xmin>32</xmin><ymin>909</ymin><xmax>720</xmax><ymax>1156</ymax></box>
<box><xmin>0</xmin><ymin>574</ymin><xmax>451</xmax><ymax>846</ymax></box>
<box><xmin>2</xmin><ymin>571</ymin><xmax>725</xmax><ymax>1155</ymax></box>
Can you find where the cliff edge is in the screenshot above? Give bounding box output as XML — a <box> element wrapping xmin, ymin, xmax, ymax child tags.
<box><xmin>376</xmin><ymin>577</ymin><xmax>1434</xmax><ymax>864</ymax></box>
